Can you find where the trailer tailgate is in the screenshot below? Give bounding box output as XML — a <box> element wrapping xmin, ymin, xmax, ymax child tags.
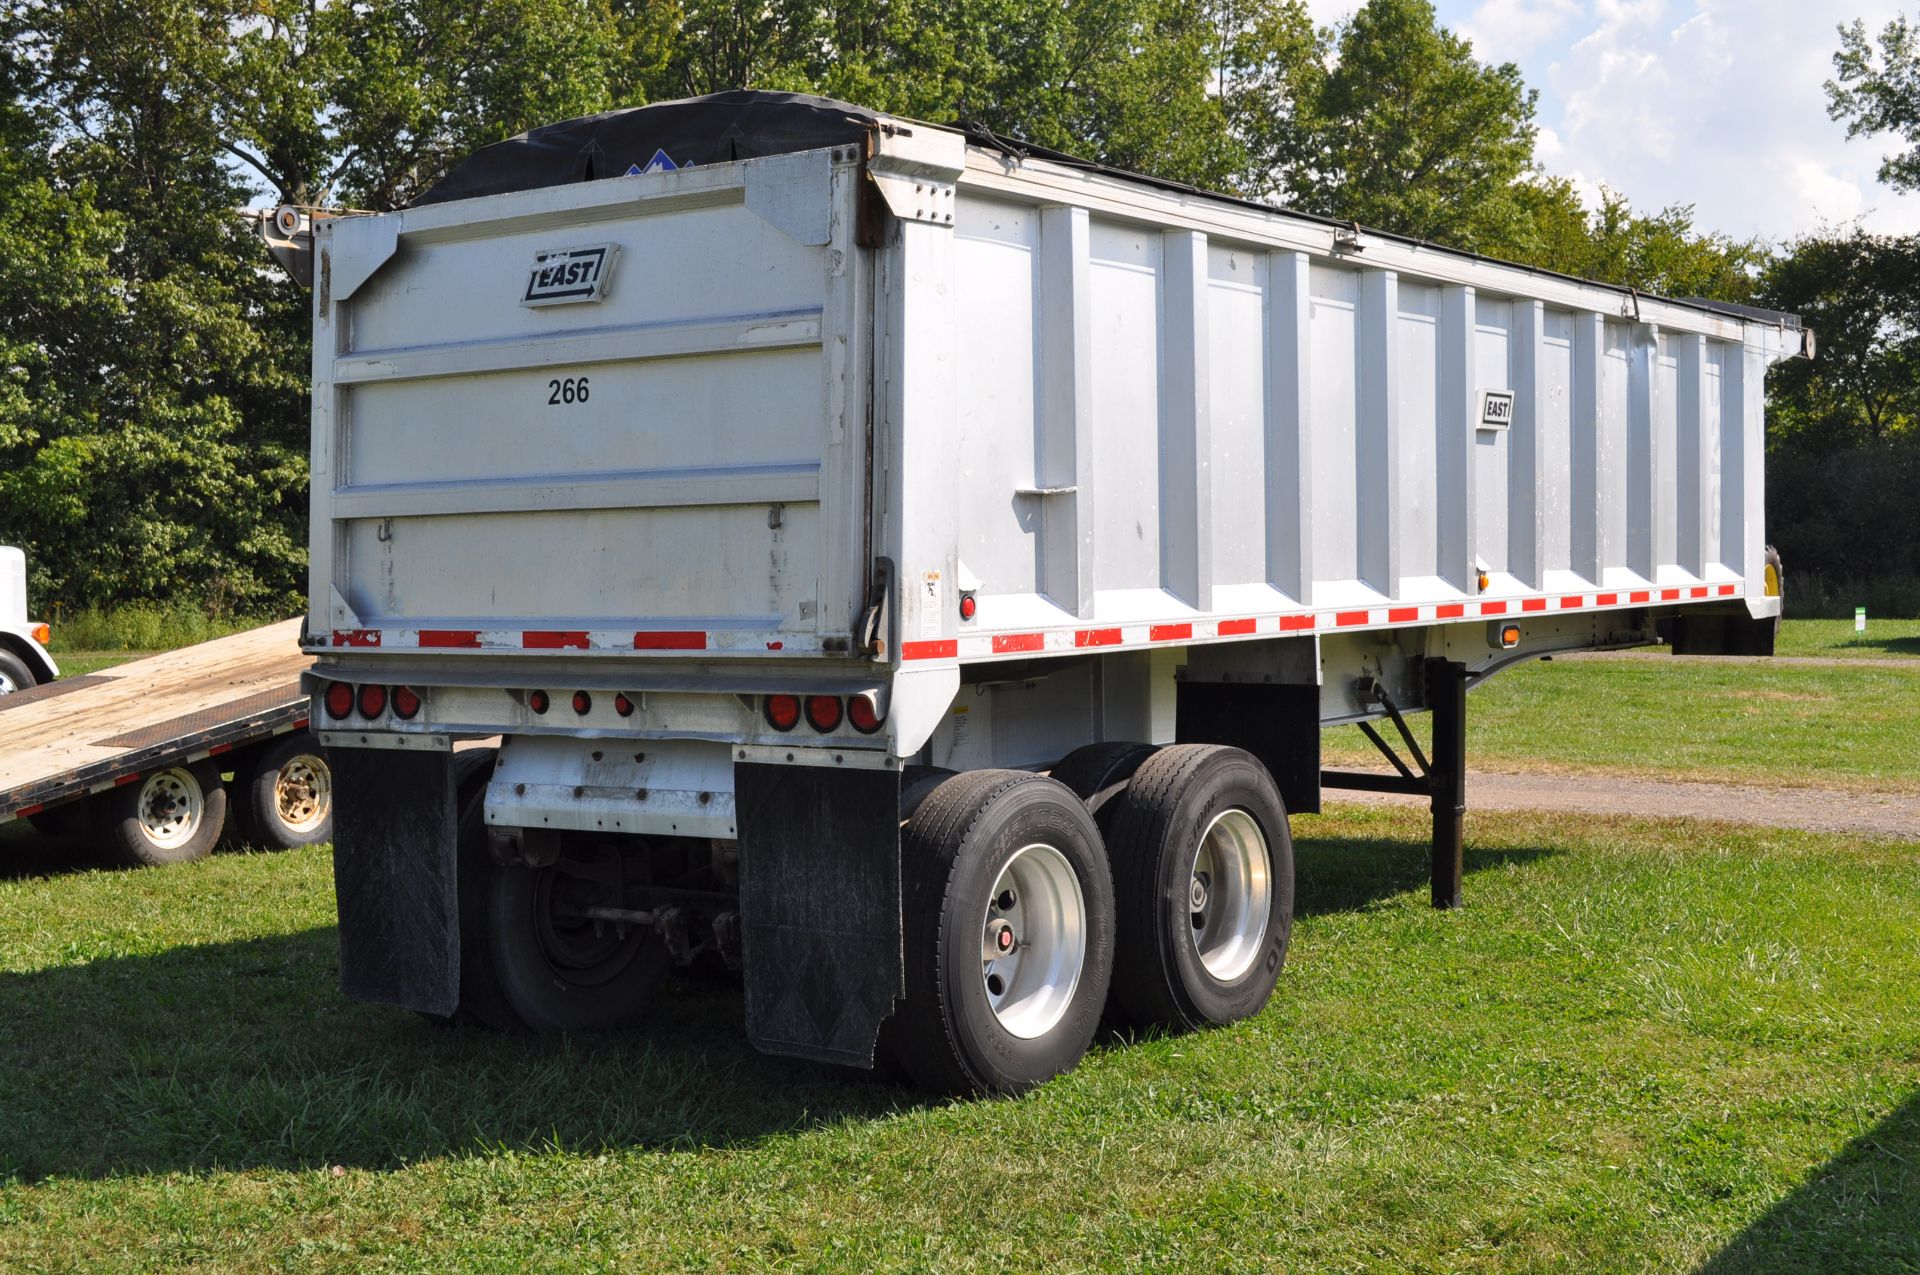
<box><xmin>309</xmin><ymin>155</ymin><xmax>870</xmax><ymax>658</ymax></box>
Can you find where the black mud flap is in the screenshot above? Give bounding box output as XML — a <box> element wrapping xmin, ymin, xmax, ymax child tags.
<box><xmin>1177</xmin><ymin>681</ymin><xmax>1323</xmax><ymax>815</ymax></box>
<box><xmin>331</xmin><ymin>746</ymin><xmax>460</xmax><ymax>1016</ymax></box>
<box><xmin>736</xmin><ymin>763</ymin><xmax>902</xmax><ymax>1067</ymax></box>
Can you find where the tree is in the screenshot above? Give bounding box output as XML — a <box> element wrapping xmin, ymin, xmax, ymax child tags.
<box><xmin>1247</xmin><ymin>0</ymin><xmax>1537</xmax><ymax>251</ymax></box>
<box><xmin>1760</xmin><ymin>229</ymin><xmax>1920</xmax><ymax>447</ymax></box>
<box><xmin>1829</xmin><ymin>13</ymin><xmax>1920</xmax><ymax>192</ymax></box>
<box><xmin>1491</xmin><ymin>179</ymin><xmax>1764</xmax><ymax>303</ymax></box>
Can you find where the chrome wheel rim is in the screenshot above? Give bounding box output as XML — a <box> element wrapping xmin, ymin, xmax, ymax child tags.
<box><xmin>981</xmin><ymin>843</ymin><xmax>1086</xmax><ymax>1039</ymax></box>
<box><xmin>274</xmin><ymin>754</ymin><xmax>332</xmax><ymax>833</ymax></box>
<box><xmin>137</xmin><ymin>768</ymin><xmax>204</xmax><ymax>850</ymax></box>
<box><xmin>0</xmin><ymin>672</ymin><xmax>17</xmax><ymax>695</ymax></box>
<box><xmin>1189</xmin><ymin>808</ymin><xmax>1271</xmax><ymax>983</ymax></box>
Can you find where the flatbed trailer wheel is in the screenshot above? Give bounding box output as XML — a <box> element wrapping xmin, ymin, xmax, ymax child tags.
<box><xmin>1103</xmin><ymin>744</ymin><xmax>1293</xmax><ymax>1032</ymax></box>
<box><xmin>104</xmin><ymin>761</ymin><xmax>227</xmax><ymax>866</ymax></box>
<box><xmin>0</xmin><ymin>650</ymin><xmax>35</xmax><ymax>695</ymax></box>
<box><xmin>233</xmin><ymin>733</ymin><xmax>333</xmax><ymax>849</ymax></box>
<box><xmin>883</xmin><ymin>770</ymin><xmax>1115</xmax><ymax>1097</ymax></box>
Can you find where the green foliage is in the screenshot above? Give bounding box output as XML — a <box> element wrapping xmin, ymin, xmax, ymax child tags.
<box><xmin>1829</xmin><ymin>14</ymin><xmax>1920</xmax><ymax>193</ymax></box>
<box><xmin>1762</xmin><ymin>229</ymin><xmax>1920</xmax><ymax>446</ymax></box>
<box><xmin>46</xmin><ymin>601</ymin><xmax>264</xmax><ymax>654</ymax></box>
<box><xmin>1765</xmin><ymin>442</ymin><xmax>1920</xmax><ymax>602</ymax></box>
<box><xmin>0</xmin><ymin>0</ymin><xmax>1883</xmax><ymax>612</ymax></box>
<box><xmin>1286</xmin><ymin>0</ymin><xmax>1539</xmax><ymax>251</ymax></box>
<box><xmin>1498</xmin><ymin>179</ymin><xmax>1766</xmax><ymax>302</ymax></box>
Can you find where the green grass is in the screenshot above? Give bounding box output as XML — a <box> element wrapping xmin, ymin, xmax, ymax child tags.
<box><xmin>0</xmin><ymin>810</ymin><xmax>1914</xmax><ymax>1271</ymax></box>
<box><xmin>39</xmin><ymin>601</ymin><xmax>292</xmax><ymax>680</ymax></box>
<box><xmin>44</xmin><ymin>602</ymin><xmax>281</xmax><ymax>657</ymax></box>
<box><xmin>1324</xmin><ymin>641</ymin><xmax>1920</xmax><ymax>792</ymax></box>
<box><xmin>1772</xmin><ymin>618</ymin><xmax>1920</xmax><ymax>660</ymax></box>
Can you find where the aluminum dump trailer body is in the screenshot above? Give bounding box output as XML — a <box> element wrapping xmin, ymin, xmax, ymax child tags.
<box><xmin>301</xmin><ymin>92</ymin><xmax>1799</xmax><ymax>1083</ymax></box>
<box><xmin>305</xmin><ymin>111</ymin><xmax>1793</xmax><ymax>737</ymax></box>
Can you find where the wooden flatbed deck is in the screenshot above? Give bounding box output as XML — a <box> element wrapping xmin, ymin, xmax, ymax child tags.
<box><xmin>0</xmin><ymin>619</ymin><xmax>311</xmax><ymax>822</ymax></box>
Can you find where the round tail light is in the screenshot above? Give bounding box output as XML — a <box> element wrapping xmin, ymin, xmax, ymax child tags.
<box><xmin>324</xmin><ymin>682</ymin><xmax>355</xmax><ymax>719</ymax></box>
<box><xmin>357</xmin><ymin>683</ymin><xmax>388</xmax><ymax>718</ymax></box>
<box><xmin>764</xmin><ymin>694</ymin><xmax>801</xmax><ymax>731</ymax></box>
<box><xmin>528</xmin><ymin>689</ymin><xmax>549</xmax><ymax>714</ymax></box>
<box><xmin>848</xmin><ymin>694</ymin><xmax>883</xmax><ymax>734</ymax></box>
<box><xmin>392</xmin><ymin>686</ymin><xmax>421</xmax><ymax>719</ymax></box>
<box><xmin>805</xmin><ymin>695</ymin><xmax>843</xmax><ymax>733</ymax></box>
<box><xmin>614</xmin><ymin>693</ymin><xmax>635</xmax><ymax>717</ymax></box>
<box><xmin>572</xmin><ymin>690</ymin><xmax>593</xmax><ymax>715</ymax></box>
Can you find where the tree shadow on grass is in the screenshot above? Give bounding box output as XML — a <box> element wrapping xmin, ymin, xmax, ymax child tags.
<box><xmin>1697</xmin><ymin>1089</ymin><xmax>1920</xmax><ymax>1273</ymax></box>
<box><xmin>0</xmin><ymin>826</ymin><xmax>1559</xmax><ymax>1182</ymax></box>
<box><xmin>1291</xmin><ymin>829</ymin><xmax>1559</xmax><ymax>919</ymax></box>
<box><xmin>1834</xmin><ymin>633</ymin><xmax>1920</xmax><ymax>658</ymax></box>
<box><xmin>0</xmin><ymin>926</ymin><xmax>939</xmax><ymax>1181</ymax></box>
<box><xmin>0</xmin><ymin>818</ymin><xmax>106</xmax><ymax>882</ymax></box>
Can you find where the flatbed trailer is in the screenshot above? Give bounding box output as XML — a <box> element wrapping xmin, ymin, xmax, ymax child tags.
<box><xmin>286</xmin><ymin>90</ymin><xmax>1802</xmax><ymax>1097</ymax></box>
<box><xmin>0</xmin><ymin>620</ymin><xmax>334</xmax><ymax>863</ymax></box>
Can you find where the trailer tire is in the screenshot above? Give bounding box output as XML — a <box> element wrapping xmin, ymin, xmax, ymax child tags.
<box><xmin>1764</xmin><ymin>544</ymin><xmax>1785</xmax><ymax>635</ymax></box>
<box><xmin>899</xmin><ymin>765</ymin><xmax>957</xmax><ymax>821</ymax></box>
<box><xmin>882</xmin><ymin>770</ymin><xmax>1114</xmax><ymax>1097</ymax></box>
<box><xmin>1103</xmin><ymin>744</ymin><xmax>1293</xmax><ymax>1032</ymax></box>
<box><xmin>1048</xmin><ymin>742</ymin><xmax>1158</xmax><ymax>818</ymax></box>
<box><xmin>234</xmin><ymin>734</ymin><xmax>333</xmax><ymax>849</ymax></box>
<box><xmin>104</xmin><ymin>761</ymin><xmax>226</xmax><ymax>867</ymax></box>
<box><xmin>0</xmin><ymin>649</ymin><xmax>35</xmax><ymax>695</ymax></box>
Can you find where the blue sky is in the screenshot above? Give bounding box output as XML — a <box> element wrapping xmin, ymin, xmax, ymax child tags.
<box><xmin>1303</xmin><ymin>1</ymin><xmax>1920</xmax><ymax>244</ymax></box>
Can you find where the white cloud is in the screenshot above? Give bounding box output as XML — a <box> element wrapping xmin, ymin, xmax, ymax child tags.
<box><xmin>1458</xmin><ymin>0</ymin><xmax>1582</xmax><ymax>64</ymax></box>
<box><xmin>1302</xmin><ymin>0</ymin><xmax>1356</xmax><ymax>29</ymax></box>
<box><xmin>1504</xmin><ymin>0</ymin><xmax>1920</xmax><ymax>241</ymax></box>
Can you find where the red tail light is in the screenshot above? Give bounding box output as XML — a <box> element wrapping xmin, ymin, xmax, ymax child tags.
<box><xmin>614</xmin><ymin>693</ymin><xmax>635</xmax><ymax>717</ymax></box>
<box><xmin>528</xmin><ymin>689</ymin><xmax>549</xmax><ymax>714</ymax></box>
<box><xmin>572</xmin><ymin>690</ymin><xmax>593</xmax><ymax>715</ymax></box>
<box><xmin>392</xmin><ymin>686</ymin><xmax>421</xmax><ymax>719</ymax></box>
<box><xmin>357</xmin><ymin>683</ymin><xmax>387</xmax><ymax>718</ymax></box>
<box><xmin>805</xmin><ymin>695</ymin><xmax>843</xmax><ymax>733</ymax></box>
<box><xmin>848</xmin><ymin>694</ymin><xmax>883</xmax><ymax>734</ymax></box>
<box><xmin>764</xmin><ymin>694</ymin><xmax>801</xmax><ymax>731</ymax></box>
<box><xmin>324</xmin><ymin>682</ymin><xmax>354</xmax><ymax>719</ymax></box>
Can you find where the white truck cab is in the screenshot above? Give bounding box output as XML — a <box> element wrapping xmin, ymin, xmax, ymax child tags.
<box><xmin>0</xmin><ymin>547</ymin><xmax>57</xmax><ymax>694</ymax></box>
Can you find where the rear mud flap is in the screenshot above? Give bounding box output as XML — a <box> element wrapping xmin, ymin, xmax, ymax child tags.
<box><xmin>1177</xmin><ymin>681</ymin><xmax>1323</xmax><ymax>815</ymax></box>
<box><xmin>736</xmin><ymin>763</ymin><xmax>902</xmax><ymax>1067</ymax></box>
<box><xmin>331</xmin><ymin>747</ymin><xmax>459</xmax><ymax>1015</ymax></box>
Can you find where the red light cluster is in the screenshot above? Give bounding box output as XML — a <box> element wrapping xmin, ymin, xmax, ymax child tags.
<box><xmin>322</xmin><ymin>682</ymin><xmax>422</xmax><ymax>721</ymax></box>
<box><xmin>762</xmin><ymin>694</ymin><xmax>884</xmax><ymax>735</ymax></box>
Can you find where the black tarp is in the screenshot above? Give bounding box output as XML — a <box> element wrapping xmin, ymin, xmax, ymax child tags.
<box><xmin>412</xmin><ymin>90</ymin><xmax>886</xmax><ymax>207</ymax></box>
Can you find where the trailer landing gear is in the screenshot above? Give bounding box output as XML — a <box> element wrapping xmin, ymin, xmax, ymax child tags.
<box><xmin>1321</xmin><ymin>658</ymin><xmax>1469</xmax><ymax>910</ymax></box>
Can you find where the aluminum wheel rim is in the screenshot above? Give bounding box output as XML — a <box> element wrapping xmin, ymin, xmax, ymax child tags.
<box><xmin>0</xmin><ymin>671</ymin><xmax>17</xmax><ymax>695</ymax></box>
<box><xmin>137</xmin><ymin>768</ymin><xmax>204</xmax><ymax>850</ymax></box>
<box><xmin>274</xmin><ymin>754</ymin><xmax>332</xmax><ymax>833</ymax></box>
<box><xmin>980</xmin><ymin>842</ymin><xmax>1086</xmax><ymax>1039</ymax></box>
<box><xmin>1189</xmin><ymin>808</ymin><xmax>1271</xmax><ymax>983</ymax></box>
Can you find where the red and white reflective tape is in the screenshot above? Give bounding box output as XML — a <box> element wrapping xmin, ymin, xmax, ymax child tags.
<box><xmin>316</xmin><ymin>628</ymin><xmax>808</xmax><ymax>654</ymax></box>
<box><xmin>302</xmin><ymin>584</ymin><xmax>1741</xmax><ymax>664</ymax></box>
<box><xmin>903</xmin><ymin>582</ymin><xmax>1743</xmax><ymax>662</ymax></box>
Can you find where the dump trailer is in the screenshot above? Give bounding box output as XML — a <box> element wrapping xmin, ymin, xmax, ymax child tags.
<box><xmin>290</xmin><ymin>91</ymin><xmax>1802</xmax><ymax>1096</ymax></box>
<box><xmin>0</xmin><ymin>620</ymin><xmax>334</xmax><ymax>864</ymax></box>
